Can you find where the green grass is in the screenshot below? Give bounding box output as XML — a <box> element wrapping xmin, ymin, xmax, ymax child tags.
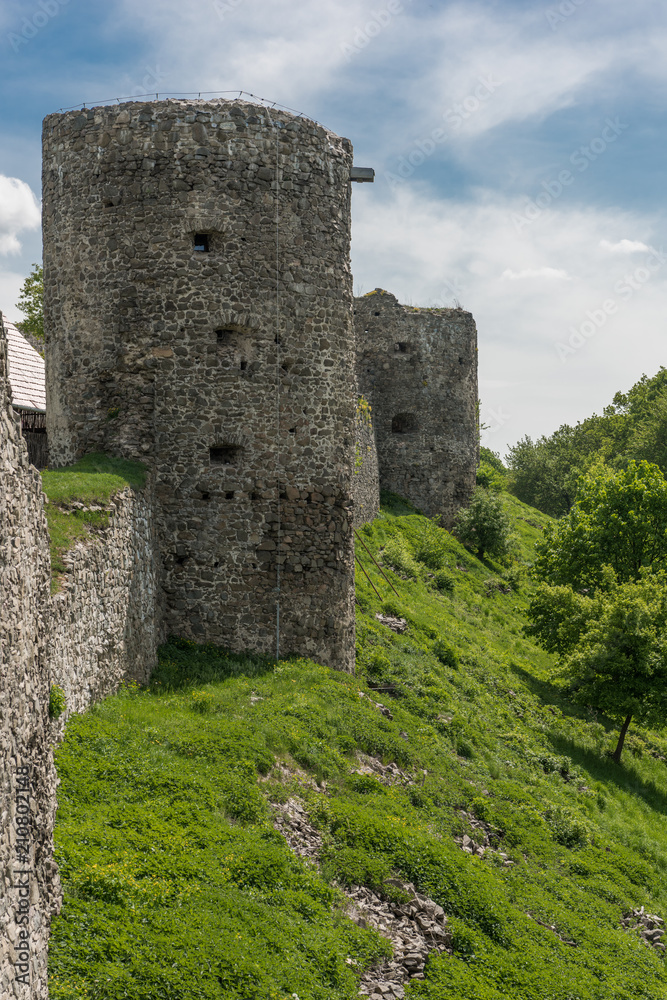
<box><xmin>48</xmin><ymin>489</ymin><xmax>667</xmax><ymax>998</ymax></box>
<box><xmin>42</xmin><ymin>453</ymin><xmax>146</xmax><ymax>589</ymax></box>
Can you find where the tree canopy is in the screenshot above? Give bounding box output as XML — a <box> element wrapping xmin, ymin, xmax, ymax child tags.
<box><xmin>15</xmin><ymin>263</ymin><xmax>44</xmax><ymax>345</ymax></box>
<box><xmin>527</xmin><ymin>572</ymin><xmax>667</xmax><ymax>762</ymax></box>
<box><xmin>453</xmin><ymin>486</ymin><xmax>512</xmax><ymax>560</ymax></box>
<box><xmin>505</xmin><ymin>367</ymin><xmax>667</xmax><ymax>516</ymax></box>
<box><xmin>533</xmin><ymin>461</ymin><xmax>667</xmax><ymax>593</ymax></box>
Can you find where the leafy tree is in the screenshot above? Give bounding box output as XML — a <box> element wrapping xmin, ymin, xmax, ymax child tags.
<box><xmin>479</xmin><ymin>446</ymin><xmax>505</xmax><ymax>473</ymax></box>
<box><xmin>527</xmin><ymin>573</ymin><xmax>667</xmax><ymax>762</ymax></box>
<box><xmin>505</xmin><ymin>426</ymin><xmax>598</xmax><ymax>517</ymax></box>
<box><xmin>626</xmin><ymin>384</ymin><xmax>667</xmax><ymax>471</ymax></box>
<box><xmin>453</xmin><ymin>487</ymin><xmax>512</xmax><ymax>560</ymax></box>
<box><xmin>15</xmin><ymin>263</ymin><xmax>44</xmax><ymax>344</ymax></box>
<box><xmin>504</xmin><ymin>367</ymin><xmax>667</xmax><ymax>516</ymax></box>
<box><xmin>534</xmin><ymin>461</ymin><xmax>667</xmax><ymax>593</ymax></box>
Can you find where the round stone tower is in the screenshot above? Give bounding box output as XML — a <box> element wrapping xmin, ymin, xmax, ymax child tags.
<box><xmin>42</xmin><ymin>98</ymin><xmax>356</xmax><ymax>669</ymax></box>
<box><xmin>355</xmin><ymin>290</ymin><xmax>478</xmax><ymax>526</ymax></box>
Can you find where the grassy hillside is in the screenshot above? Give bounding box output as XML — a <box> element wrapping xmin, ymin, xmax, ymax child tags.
<box><xmin>48</xmin><ymin>492</ymin><xmax>667</xmax><ymax>999</ymax></box>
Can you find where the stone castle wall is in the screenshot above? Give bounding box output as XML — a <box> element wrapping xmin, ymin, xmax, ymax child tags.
<box><xmin>352</xmin><ymin>398</ymin><xmax>380</xmax><ymax>528</ymax></box>
<box><xmin>355</xmin><ymin>290</ymin><xmax>477</xmax><ymax>526</ymax></box>
<box><xmin>43</xmin><ymin>98</ymin><xmax>356</xmax><ymax>671</ymax></box>
<box><xmin>1</xmin><ymin>301</ymin><xmax>162</xmax><ymax>996</ymax></box>
<box><xmin>48</xmin><ymin>484</ymin><xmax>162</xmax><ymax>737</ymax></box>
<box><xmin>0</xmin><ymin>314</ymin><xmax>58</xmax><ymax>1000</ymax></box>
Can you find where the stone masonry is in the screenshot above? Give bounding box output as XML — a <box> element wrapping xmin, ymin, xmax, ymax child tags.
<box><xmin>43</xmin><ymin>98</ymin><xmax>356</xmax><ymax>671</ymax></box>
<box><xmin>48</xmin><ymin>483</ymin><xmax>162</xmax><ymax>740</ymax></box>
<box><xmin>352</xmin><ymin>397</ymin><xmax>380</xmax><ymax>528</ymax></box>
<box><xmin>355</xmin><ymin>290</ymin><xmax>478</xmax><ymax>526</ymax></box>
<box><xmin>0</xmin><ymin>313</ymin><xmax>59</xmax><ymax>1000</ymax></box>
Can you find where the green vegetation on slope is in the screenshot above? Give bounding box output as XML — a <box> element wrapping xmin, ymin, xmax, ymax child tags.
<box><xmin>48</xmin><ymin>491</ymin><xmax>667</xmax><ymax>999</ymax></box>
<box><xmin>42</xmin><ymin>453</ymin><xmax>146</xmax><ymax>588</ymax></box>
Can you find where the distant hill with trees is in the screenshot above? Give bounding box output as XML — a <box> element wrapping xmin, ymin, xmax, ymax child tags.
<box><xmin>502</xmin><ymin>368</ymin><xmax>667</xmax><ymax>516</ymax></box>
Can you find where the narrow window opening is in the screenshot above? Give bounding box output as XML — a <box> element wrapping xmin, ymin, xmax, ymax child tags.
<box><xmin>200</xmin><ymin>491</ymin><xmax>211</xmax><ymax>501</ymax></box>
<box><xmin>374</xmin><ymin>311</ymin><xmax>380</xmax><ymax>316</ymax></box>
<box><xmin>225</xmin><ymin>491</ymin><xmax>235</xmax><ymax>499</ymax></box>
<box><xmin>240</xmin><ymin>360</ymin><xmax>248</xmax><ymax>371</ymax></box>
<box><xmin>251</xmin><ymin>491</ymin><xmax>260</xmax><ymax>501</ymax></box>
<box><xmin>210</xmin><ymin>445</ymin><xmax>243</xmax><ymax>466</ymax></box>
<box><xmin>194</xmin><ymin>233</ymin><xmax>210</xmax><ymax>252</ymax></box>
<box><xmin>217</xmin><ymin>328</ymin><xmax>234</xmax><ymax>344</ymax></box>
<box><xmin>392</xmin><ymin>413</ymin><xmax>418</xmax><ymax>434</ymax></box>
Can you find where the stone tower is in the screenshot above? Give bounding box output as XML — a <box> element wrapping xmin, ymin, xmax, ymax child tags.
<box><xmin>355</xmin><ymin>290</ymin><xmax>477</xmax><ymax>526</ymax></box>
<box><xmin>43</xmin><ymin>99</ymin><xmax>356</xmax><ymax>670</ymax></box>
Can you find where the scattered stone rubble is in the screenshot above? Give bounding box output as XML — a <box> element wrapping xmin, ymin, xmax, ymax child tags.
<box><xmin>272</xmin><ymin>798</ymin><xmax>322</xmax><ymax>861</ymax></box>
<box><xmin>453</xmin><ymin>808</ymin><xmax>513</xmax><ymax>866</ymax></box>
<box><xmin>351</xmin><ymin>751</ymin><xmax>414</xmax><ymax>787</ymax></box>
<box><xmin>622</xmin><ymin>907</ymin><xmax>666</xmax><ymax>952</ymax></box>
<box><xmin>270</xmin><ymin>793</ymin><xmax>451</xmax><ymax>997</ymax></box>
<box><xmin>374</xmin><ymin>613</ymin><xmax>408</xmax><ymax>633</ymax></box>
<box><xmin>358</xmin><ymin>689</ymin><xmax>394</xmax><ymax>720</ymax></box>
<box><xmin>353</xmin><ymin>881</ymin><xmax>451</xmax><ymax>998</ymax></box>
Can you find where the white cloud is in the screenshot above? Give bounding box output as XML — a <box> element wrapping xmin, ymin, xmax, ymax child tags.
<box><xmin>501</xmin><ymin>267</ymin><xmax>570</xmax><ymax>281</ymax></box>
<box><xmin>113</xmin><ymin>0</ymin><xmax>377</xmax><ymax>106</ymax></box>
<box><xmin>600</xmin><ymin>239</ymin><xmax>652</xmax><ymax>254</ymax></box>
<box><xmin>0</xmin><ymin>176</ymin><xmax>40</xmax><ymax>255</ymax></box>
<box><xmin>350</xmin><ymin>184</ymin><xmax>667</xmax><ymax>456</ymax></box>
<box><xmin>0</xmin><ymin>269</ymin><xmax>32</xmax><ymax>323</ymax></box>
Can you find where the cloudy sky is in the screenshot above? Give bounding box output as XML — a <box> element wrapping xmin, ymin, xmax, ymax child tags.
<box><xmin>1</xmin><ymin>0</ymin><xmax>665</xmax><ymax>456</ymax></box>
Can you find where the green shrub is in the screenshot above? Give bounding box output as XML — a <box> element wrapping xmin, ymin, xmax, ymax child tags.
<box><xmin>363</xmin><ymin>649</ymin><xmax>391</xmax><ymax>679</ymax></box>
<box><xmin>382</xmin><ymin>536</ymin><xmax>420</xmax><ymax>578</ymax></box>
<box><xmin>49</xmin><ymin>684</ymin><xmax>67</xmax><ymax>720</ymax></box>
<box><xmin>476</xmin><ymin>461</ymin><xmax>505</xmax><ymax>492</ymax></box>
<box><xmin>544</xmin><ymin>805</ymin><xmax>590</xmax><ymax>848</ymax></box>
<box><xmin>433</xmin><ymin>638</ymin><xmax>459</xmax><ymax>669</ymax></box>
<box><xmin>453</xmin><ymin>487</ymin><xmax>513</xmax><ymax>561</ymax></box>
<box><xmin>433</xmin><ymin>569</ymin><xmax>455</xmax><ymax>594</ymax></box>
<box><xmin>381</xmin><ymin>598</ymin><xmax>403</xmax><ymax>618</ymax></box>
<box><xmin>190</xmin><ymin>690</ymin><xmax>215</xmax><ymax>715</ymax></box>
<box><xmin>413</xmin><ymin>516</ymin><xmax>450</xmax><ymax>569</ymax></box>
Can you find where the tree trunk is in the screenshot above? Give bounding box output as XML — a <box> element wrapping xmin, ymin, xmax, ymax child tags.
<box><xmin>611</xmin><ymin>713</ymin><xmax>633</xmax><ymax>764</ymax></box>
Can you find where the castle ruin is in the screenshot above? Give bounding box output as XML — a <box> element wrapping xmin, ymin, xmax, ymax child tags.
<box><xmin>43</xmin><ymin>99</ymin><xmax>357</xmax><ymax>670</ymax></box>
<box><xmin>355</xmin><ymin>290</ymin><xmax>478</xmax><ymax>527</ymax></box>
<box><xmin>1</xmin><ymin>96</ymin><xmax>479</xmax><ymax>998</ymax></box>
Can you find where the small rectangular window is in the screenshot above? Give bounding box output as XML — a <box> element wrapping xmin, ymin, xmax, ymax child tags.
<box><xmin>194</xmin><ymin>233</ymin><xmax>210</xmax><ymax>252</ymax></box>
<box><xmin>216</xmin><ymin>329</ymin><xmax>234</xmax><ymax>344</ymax></box>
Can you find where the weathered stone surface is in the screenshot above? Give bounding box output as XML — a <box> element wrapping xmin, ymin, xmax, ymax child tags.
<box><xmin>352</xmin><ymin>400</ymin><xmax>380</xmax><ymax>528</ymax></box>
<box><xmin>43</xmin><ymin>98</ymin><xmax>356</xmax><ymax>671</ymax></box>
<box><xmin>0</xmin><ymin>313</ymin><xmax>58</xmax><ymax>1000</ymax></box>
<box><xmin>355</xmin><ymin>290</ymin><xmax>477</xmax><ymax>527</ymax></box>
<box><xmin>1</xmin><ymin>300</ymin><xmax>161</xmax><ymax>996</ymax></box>
<box><xmin>48</xmin><ymin>483</ymin><xmax>162</xmax><ymax>737</ymax></box>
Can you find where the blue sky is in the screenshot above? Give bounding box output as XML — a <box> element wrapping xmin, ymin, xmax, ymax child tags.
<box><xmin>1</xmin><ymin>0</ymin><xmax>666</xmax><ymax>455</ymax></box>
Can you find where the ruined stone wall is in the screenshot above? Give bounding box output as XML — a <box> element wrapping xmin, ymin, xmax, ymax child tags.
<box><xmin>352</xmin><ymin>398</ymin><xmax>380</xmax><ymax>528</ymax></box>
<box><xmin>48</xmin><ymin>484</ymin><xmax>161</xmax><ymax>738</ymax></box>
<box><xmin>355</xmin><ymin>290</ymin><xmax>477</xmax><ymax>527</ymax></box>
<box><xmin>0</xmin><ymin>314</ymin><xmax>59</xmax><ymax>1000</ymax></box>
<box><xmin>43</xmin><ymin>98</ymin><xmax>356</xmax><ymax>671</ymax></box>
